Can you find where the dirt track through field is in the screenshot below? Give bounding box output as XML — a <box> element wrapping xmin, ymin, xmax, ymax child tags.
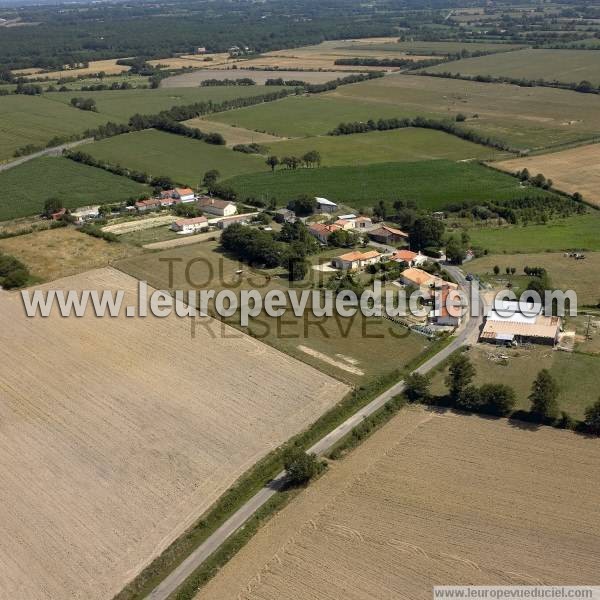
<box><xmin>200</xmin><ymin>406</ymin><xmax>600</xmax><ymax>599</ymax></box>
<box><xmin>0</xmin><ymin>268</ymin><xmax>348</xmax><ymax>600</ymax></box>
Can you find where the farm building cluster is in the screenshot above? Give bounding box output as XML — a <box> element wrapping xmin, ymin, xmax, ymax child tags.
<box><xmin>480</xmin><ymin>300</ymin><xmax>561</xmax><ymax>347</ymax></box>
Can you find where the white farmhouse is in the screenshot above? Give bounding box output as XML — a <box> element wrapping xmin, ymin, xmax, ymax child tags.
<box><xmin>171</xmin><ymin>216</ymin><xmax>209</xmax><ymax>234</ymax></box>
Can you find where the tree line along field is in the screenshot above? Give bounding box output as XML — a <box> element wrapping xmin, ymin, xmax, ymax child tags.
<box><xmin>0</xmin><ymin>85</ymin><xmax>282</xmax><ymax>162</ymax></box>
<box><xmin>84</xmin><ymin>129</ymin><xmax>269</xmax><ymax>185</ymax></box>
<box><xmin>265</xmin><ymin>128</ymin><xmax>506</xmax><ymax>165</ymax></box>
<box><xmin>200</xmin><ymin>406</ymin><xmax>600</xmax><ymax>600</ymax></box>
<box><xmin>0</xmin><ymin>156</ymin><xmax>149</xmax><ymax>221</ymax></box>
<box><xmin>423</xmin><ymin>49</ymin><xmax>600</xmax><ymax>86</ymax></box>
<box><xmin>0</xmin><ymin>267</ymin><xmax>349</xmax><ymax>600</ymax></box>
<box><xmin>207</xmin><ymin>74</ymin><xmax>600</xmax><ymax>151</ymax></box>
<box><xmin>44</xmin><ymin>85</ymin><xmax>284</xmax><ymax>123</ymax></box>
<box><xmin>116</xmin><ymin>241</ymin><xmax>430</xmax><ymax>385</ymax></box>
<box><xmin>429</xmin><ymin>346</ymin><xmax>599</xmax><ymax>421</ymax></box>
<box><xmin>222</xmin><ymin>160</ymin><xmax>555</xmax><ymax>210</ymax></box>
<box><xmin>330</xmin><ymin>74</ymin><xmax>600</xmax><ymax>151</ymax></box>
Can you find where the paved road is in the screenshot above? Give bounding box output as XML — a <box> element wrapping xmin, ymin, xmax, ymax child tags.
<box><xmin>145</xmin><ymin>267</ymin><xmax>485</xmax><ymax>600</ymax></box>
<box><xmin>0</xmin><ymin>138</ymin><xmax>93</xmax><ymax>173</ymax></box>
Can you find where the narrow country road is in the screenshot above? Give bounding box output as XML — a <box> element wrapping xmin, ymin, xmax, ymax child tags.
<box><xmin>0</xmin><ymin>138</ymin><xmax>94</xmax><ymax>173</ymax></box>
<box><xmin>145</xmin><ymin>266</ymin><xmax>485</xmax><ymax>600</ymax></box>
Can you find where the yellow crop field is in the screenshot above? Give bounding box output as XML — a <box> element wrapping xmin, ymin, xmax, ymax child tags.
<box><xmin>0</xmin><ymin>268</ymin><xmax>348</xmax><ymax>600</ymax></box>
<box><xmin>201</xmin><ymin>406</ymin><xmax>600</xmax><ymax>599</ymax></box>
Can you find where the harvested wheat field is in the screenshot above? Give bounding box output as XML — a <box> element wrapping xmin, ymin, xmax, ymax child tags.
<box><xmin>23</xmin><ymin>58</ymin><xmax>131</xmax><ymax>79</ymax></box>
<box><xmin>0</xmin><ymin>267</ymin><xmax>348</xmax><ymax>600</ymax></box>
<box><xmin>201</xmin><ymin>406</ymin><xmax>600</xmax><ymax>600</ymax></box>
<box><xmin>495</xmin><ymin>143</ymin><xmax>600</xmax><ymax>207</ymax></box>
<box><xmin>183</xmin><ymin>118</ymin><xmax>286</xmax><ymax>146</ymax></box>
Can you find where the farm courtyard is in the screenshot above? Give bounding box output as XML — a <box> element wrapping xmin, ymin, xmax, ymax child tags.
<box><xmin>0</xmin><ymin>268</ymin><xmax>348</xmax><ymax>600</ymax></box>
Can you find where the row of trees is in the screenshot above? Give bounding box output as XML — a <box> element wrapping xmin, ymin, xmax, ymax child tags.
<box><xmin>329</xmin><ymin>115</ymin><xmax>516</xmax><ymax>152</ymax></box>
<box><xmin>419</xmin><ymin>70</ymin><xmax>600</xmax><ymax>96</ymax></box>
<box><xmin>405</xmin><ymin>352</ymin><xmax>600</xmax><ymax>434</ymax></box>
<box><xmin>265</xmin><ymin>151</ymin><xmax>322</xmax><ymax>172</ymax></box>
<box><xmin>200</xmin><ymin>78</ymin><xmax>256</xmax><ymax>86</ymax></box>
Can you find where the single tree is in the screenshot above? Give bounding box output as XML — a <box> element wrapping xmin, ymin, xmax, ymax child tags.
<box><xmin>404</xmin><ymin>372</ymin><xmax>431</xmax><ymax>403</ymax></box>
<box><xmin>283</xmin><ymin>447</ymin><xmax>321</xmax><ymax>485</ymax></box>
<box><xmin>43</xmin><ymin>197</ymin><xmax>63</xmax><ymax>217</ymax></box>
<box><xmin>445</xmin><ymin>353</ymin><xmax>475</xmax><ymax>402</ymax></box>
<box><xmin>455</xmin><ymin>385</ymin><xmax>482</xmax><ymax>411</ymax></box>
<box><xmin>202</xmin><ymin>169</ymin><xmax>220</xmax><ymax>187</ymax></box>
<box><xmin>287</xmin><ymin>253</ymin><xmax>308</xmax><ymax>281</ymax></box>
<box><xmin>493</xmin><ymin>265</ymin><xmax>500</xmax><ymax>275</ymax></box>
<box><xmin>266</xmin><ymin>155</ymin><xmax>280</xmax><ymax>172</ymax></box>
<box><xmin>529</xmin><ymin>369</ymin><xmax>560</xmax><ymax>421</ymax></box>
<box><xmin>479</xmin><ymin>383</ymin><xmax>516</xmax><ymax>416</ymax></box>
<box><xmin>584</xmin><ymin>398</ymin><xmax>600</xmax><ymax>435</ymax></box>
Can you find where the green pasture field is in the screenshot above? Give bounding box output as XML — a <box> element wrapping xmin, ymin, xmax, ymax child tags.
<box><xmin>223</xmin><ymin>160</ymin><xmax>553</xmax><ymax>210</ymax></box>
<box><xmin>424</xmin><ymin>49</ymin><xmax>600</xmax><ymax>86</ymax></box>
<box><xmin>429</xmin><ymin>344</ymin><xmax>599</xmax><ymax>421</ymax></box>
<box><xmin>467</xmin><ymin>252</ymin><xmax>600</xmax><ymax>306</ymax></box>
<box><xmin>466</xmin><ymin>212</ymin><xmax>600</xmax><ymax>254</ymax></box>
<box><xmin>44</xmin><ymin>85</ymin><xmax>285</xmax><ymax>122</ymax></box>
<box><xmin>330</xmin><ymin>74</ymin><xmax>600</xmax><ymax>151</ymax></box>
<box><xmin>206</xmin><ymin>94</ymin><xmax>430</xmax><ymax>138</ymax></box>
<box><xmin>0</xmin><ymin>94</ymin><xmax>108</xmax><ymax>161</ymax></box>
<box><xmin>266</xmin><ymin>128</ymin><xmax>506</xmax><ymax>165</ymax></box>
<box><xmin>84</xmin><ymin>129</ymin><xmax>268</xmax><ymax>185</ymax></box>
<box><xmin>0</xmin><ymin>156</ymin><xmax>149</xmax><ymax>221</ymax></box>
<box><xmin>117</xmin><ymin>239</ymin><xmax>430</xmax><ymax>385</ymax></box>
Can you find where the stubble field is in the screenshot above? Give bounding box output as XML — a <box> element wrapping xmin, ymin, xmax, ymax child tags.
<box><xmin>0</xmin><ymin>267</ymin><xmax>348</xmax><ymax>600</ymax></box>
<box><xmin>494</xmin><ymin>142</ymin><xmax>600</xmax><ymax>207</ymax></box>
<box><xmin>200</xmin><ymin>406</ymin><xmax>600</xmax><ymax>600</ymax></box>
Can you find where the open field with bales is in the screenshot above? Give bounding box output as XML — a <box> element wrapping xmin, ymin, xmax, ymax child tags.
<box><xmin>0</xmin><ymin>156</ymin><xmax>148</xmax><ymax>221</ymax></box>
<box><xmin>267</xmin><ymin>128</ymin><xmax>506</xmax><ymax>165</ymax></box>
<box><xmin>200</xmin><ymin>405</ymin><xmax>600</xmax><ymax>600</ymax></box>
<box><xmin>148</xmin><ymin>53</ymin><xmax>231</xmax><ymax>69</ymax></box>
<box><xmin>117</xmin><ymin>241</ymin><xmax>430</xmax><ymax>384</ymax></box>
<box><xmin>84</xmin><ymin>129</ymin><xmax>268</xmax><ymax>185</ymax></box>
<box><xmin>223</xmin><ymin>160</ymin><xmax>553</xmax><ymax>210</ymax></box>
<box><xmin>467</xmin><ymin>252</ymin><xmax>600</xmax><ymax>307</ymax></box>
<box><xmin>0</xmin><ymin>94</ymin><xmax>108</xmax><ymax>161</ymax></box>
<box><xmin>0</xmin><ymin>227</ymin><xmax>142</xmax><ymax>282</ymax></box>
<box><xmin>467</xmin><ymin>212</ymin><xmax>600</xmax><ymax>254</ymax></box>
<box><xmin>45</xmin><ymin>85</ymin><xmax>283</xmax><ymax>122</ymax></box>
<box><xmin>423</xmin><ymin>49</ymin><xmax>600</xmax><ymax>86</ymax></box>
<box><xmin>0</xmin><ymin>267</ymin><xmax>348</xmax><ymax>600</ymax></box>
<box><xmin>494</xmin><ymin>143</ymin><xmax>600</xmax><ymax>208</ymax></box>
<box><xmin>429</xmin><ymin>345</ymin><xmax>600</xmax><ymax>420</ymax></box>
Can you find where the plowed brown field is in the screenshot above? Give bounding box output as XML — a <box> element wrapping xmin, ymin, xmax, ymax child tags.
<box><xmin>200</xmin><ymin>406</ymin><xmax>600</xmax><ymax>600</ymax></box>
<box><xmin>0</xmin><ymin>267</ymin><xmax>348</xmax><ymax>600</ymax></box>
